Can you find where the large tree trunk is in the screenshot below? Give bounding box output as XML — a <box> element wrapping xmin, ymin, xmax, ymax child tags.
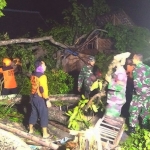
<box><xmin>49</xmin><ymin>94</ymin><xmax>80</xmax><ymax>103</ymax></box>
<box><xmin>48</xmin><ymin>106</ymin><xmax>100</xmax><ymax>127</ymax></box>
<box><xmin>48</xmin><ymin>121</ymin><xmax>74</xmax><ymax>139</ymax></box>
<box><xmin>48</xmin><ymin>107</ymin><xmax>69</xmax><ymax>126</ymax></box>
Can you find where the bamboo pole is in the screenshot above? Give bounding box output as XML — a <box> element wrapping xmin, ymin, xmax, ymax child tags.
<box><xmin>0</xmin><ymin>123</ymin><xmax>59</xmax><ymax>150</ymax></box>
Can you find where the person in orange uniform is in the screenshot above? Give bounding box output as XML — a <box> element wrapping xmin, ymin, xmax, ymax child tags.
<box><xmin>126</xmin><ymin>59</ymin><xmax>135</xmax><ymax>79</ymax></box>
<box><xmin>29</xmin><ymin>60</ymin><xmax>51</xmax><ymax>139</ymax></box>
<box><xmin>126</xmin><ymin>59</ymin><xmax>135</xmax><ymax>94</ymax></box>
<box><xmin>0</xmin><ymin>58</ymin><xmax>18</xmax><ymax>95</ymax></box>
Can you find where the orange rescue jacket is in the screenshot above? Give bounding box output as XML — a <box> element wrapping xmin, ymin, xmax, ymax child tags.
<box><xmin>0</xmin><ymin>67</ymin><xmax>17</xmax><ymax>89</ymax></box>
<box><xmin>30</xmin><ymin>73</ymin><xmax>48</xmax><ymax>99</ymax></box>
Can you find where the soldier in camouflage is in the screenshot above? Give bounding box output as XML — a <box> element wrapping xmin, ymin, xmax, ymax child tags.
<box><xmin>78</xmin><ymin>56</ymin><xmax>96</xmax><ymax>98</ymax></box>
<box><xmin>105</xmin><ymin>52</ymin><xmax>131</xmax><ymax>118</ymax></box>
<box><xmin>105</xmin><ymin>60</ymin><xmax>127</xmax><ymax>117</ymax></box>
<box><xmin>129</xmin><ymin>54</ymin><xmax>150</xmax><ymax>133</ymax></box>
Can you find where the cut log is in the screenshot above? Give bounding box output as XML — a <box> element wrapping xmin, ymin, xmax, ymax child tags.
<box><xmin>48</xmin><ymin>107</ymin><xmax>100</xmax><ymax>126</ymax></box>
<box><xmin>49</xmin><ymin>94</ymin><xmax>80</xmax><ymax>103</ymax></box>
<box><xmin>48</xmin><ymin>107</ymin><xmax>68</xmax><ymax>126</ymax></box>
<box><xmin>0</xmin><ymin>94</ymin><xmax>80</xmax><ymax>106</ymax></box>
<box><xmin>48</xmin><ymin>121</ymin><xmax>74</xmax><ymax>139</ymax></box>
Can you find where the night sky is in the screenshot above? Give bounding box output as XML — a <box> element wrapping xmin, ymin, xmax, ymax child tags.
<box><xmin>5</xmin><ymin>0</ymin><xmax>150</xmax><ymax>30</ymax></box>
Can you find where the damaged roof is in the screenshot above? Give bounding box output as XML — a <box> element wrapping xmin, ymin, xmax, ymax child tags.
<box><xmin>96</xmin><ymin>9</ymin><xmax>134</xmax><ymax>28</ymax></box>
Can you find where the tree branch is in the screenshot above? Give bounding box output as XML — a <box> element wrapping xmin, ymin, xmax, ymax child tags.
<box><xmin>0</xmin><ymin>36</ymin><xmax>68</xmax><ymax>48</ymax></box>
<box><xmin>85</xmin><ymin>29</ymin><xmax>108</xmax><ymax>43</ymax></box>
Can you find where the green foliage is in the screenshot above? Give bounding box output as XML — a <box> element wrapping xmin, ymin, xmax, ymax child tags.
<box><xmin>16</xmin><ymin>69</ymin><xmax>73</xmax><ymax>95</ymax></box>
<box><xmin>95</xmin><ymin>52</ymin><xmax>113</xmax><ymax>77</ymax></box>
<box><xmin>48</xmin><ymin>25</ymin><xmax>74</xmax><ymax>45</ymax></box>
<box><xmin>11</xmin><ymin>45</ymin><xmax>35</xmax><ymax>72</ymax></box>
<box><xmin>0</xmin><ymin>106</ymin><xmax>23</xmax><ymax>123</ymax></box>
<box><xmin>16</xmin><ymin>75</ymin><xmax>31</xmax><ymax>95</ymax></box>
<box><xmin>0</xmin><ymin>32</ymin><xmax>74</xmax><ymax>96</ymax></box>
<box><xmin>90</xmin><ymin>79</ymin><xmax>103</xmax><ymax>91</ymax></box>
<box><xmin>46</xmin><ymin>69</ymin><xmax>74</xmax><ymax>95</ymax></box>
<box><xmin>66</xmin><ymin>96</ymin><xmax>103</xmax><ymax>131</ymax></box>
<box><xmin>36</xmin><ymin>42</ymin><xmax>56</xmax><ymax>70</ymax></box>
<box><xmin>0</xmin><ymin>0</ymin><xmax>6</xmax><ymax>17</ymax></box>
<box><xmin>105</xmin><ymin>23</ymin><xmax>150</xmax><ymax>56</ymax></box>
<box><xmin>46</xmin><ymin>0</ymin><xmax>110</xmax><ymax>45</ymax></box>
<box><xmin>120</xmin><ymin>127</ymin><xmax>150</xmax><ymax>150</ymax></box>
<box><xmin>0</xmin><ymin>33</ymin><xmax>35</xmax><ymax>72</ymax></box>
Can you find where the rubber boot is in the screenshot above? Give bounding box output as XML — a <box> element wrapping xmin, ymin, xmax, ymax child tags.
<box><xmin>42</xmin><ymin>127</ymin><xmax>50</xmax><ymax>138</ymax></box>
<box><xmin>29</xmin><ymin>124</ymin><xmax>34</xmax><ymax>134</ymax></box>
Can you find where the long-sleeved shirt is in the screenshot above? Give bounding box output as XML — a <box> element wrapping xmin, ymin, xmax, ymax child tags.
<box><xmin>78</xmin><ymin>65</ymin><xmax>94</xmax><ymax>92</ymax></box>
<box><xmin>133</xmin><ymin>62</ymin><xmax>150</xmax><ymax>95</ymax></box>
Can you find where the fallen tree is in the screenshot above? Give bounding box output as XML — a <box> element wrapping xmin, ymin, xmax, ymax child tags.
<box><xmin>0</xmin><ymin>128</ymin><xmax>31</xmax><ymax>150</ymax></box>
<box><xmin>0</xmin><ymin>122</ymin><xmax>59</xmax><ymax>149</ymax></box>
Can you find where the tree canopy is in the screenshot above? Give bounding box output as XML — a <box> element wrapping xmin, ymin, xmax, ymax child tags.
<box><xmin>1</xmin><ymin>0</ymin><xmax>150</xmax><ymax>94</ymax></box>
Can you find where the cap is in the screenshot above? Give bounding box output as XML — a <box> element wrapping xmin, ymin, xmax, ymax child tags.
<box><xmin>88</xmin><ymin>56</ymin><xmax>95</xmax><ymax>62</ymax></box>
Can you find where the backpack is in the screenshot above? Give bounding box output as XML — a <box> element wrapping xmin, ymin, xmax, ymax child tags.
<box><xmin>30</xmin><ymin>75</ymin><xmax>40</xmax><ymax>94</ymax></box>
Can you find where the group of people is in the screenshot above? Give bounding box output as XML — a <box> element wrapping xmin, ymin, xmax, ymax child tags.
<box><xmin>0</xmin><ymin>58</ymin><xmax>51</xmax><ymax>138</ymax></box>
<box><xmin>1</xmin><ymin>52</ymin><xmax>150</xmax><ymax>138</ymax></box>
<box><xmin>78</xmin><ymin>53</ymin><xmax>150</xmax><ymax>134</ymax></box>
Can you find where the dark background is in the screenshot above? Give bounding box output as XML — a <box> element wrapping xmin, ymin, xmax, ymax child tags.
<box><xmin>5</xmin><ymin>0</ymin><xmax>150</xmax><ymax>29</ymax></box>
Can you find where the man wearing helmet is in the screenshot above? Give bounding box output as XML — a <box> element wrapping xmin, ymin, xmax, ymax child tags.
<box><xmin>0</xmin><ymin>58</ymin><xmax>18</xmax><ymax>95</ymax></box>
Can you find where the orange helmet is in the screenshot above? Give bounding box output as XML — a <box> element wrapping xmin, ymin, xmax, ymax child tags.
<box><xmin>3</xmin><ymin>58</ymin><xmax>12</xmax><ymax>66</ymax></box>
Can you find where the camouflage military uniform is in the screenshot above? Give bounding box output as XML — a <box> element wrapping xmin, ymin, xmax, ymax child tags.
<box><xmin>129</xmin><ymin>63</ymin><xmax>150</xmax><ymax>127</ymax></box>
<box><xmin>78</xmin><ymin>65</ymin><xmax>95</xmax><ymax>98</ymax></box>
<box><xmin>105</xmin><ymin>67</ymin><xmax>127</xmax><ymax>117</ymax></box>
